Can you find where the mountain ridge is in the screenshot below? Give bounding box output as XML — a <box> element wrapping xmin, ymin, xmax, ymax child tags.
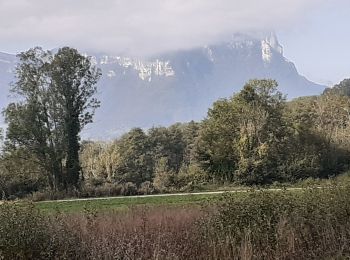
<box><xmin>0</xmin><ymin>34</ymin><xmax>325</xmax><ymax>139</ymax></box>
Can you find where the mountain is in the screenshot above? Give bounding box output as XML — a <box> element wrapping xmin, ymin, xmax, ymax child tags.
<box><xmin>0</xmin><ymin>52</ymin><xmax>16</xmax><ymax>129</ymax></box>
<box><xmin>0</xmin><ymin>33</ymin><xmax>325</xmax><ymax>139</ymax></box>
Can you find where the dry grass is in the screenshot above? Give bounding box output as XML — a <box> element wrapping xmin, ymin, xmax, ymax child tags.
<box><xmin>66</xmin><ymin>206</ymin><xmax>205</xmax><ymax>259</ymax></box>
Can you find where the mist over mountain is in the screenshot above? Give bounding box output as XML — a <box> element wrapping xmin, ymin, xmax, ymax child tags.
<box><xmin>0</xmin><ymin>33</ymin><xmax>325</xmax><ymax>139</ymax></box>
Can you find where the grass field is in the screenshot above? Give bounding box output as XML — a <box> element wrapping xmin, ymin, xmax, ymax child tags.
<box><xmin>35</xmin><ymin>193</ymin><xmax>223</xmax><ymax>213</ymax></box>
<box><xmin>31</xmin><ymin>185</ymin><xmax>329</xmax><ymax>213</ymax></box>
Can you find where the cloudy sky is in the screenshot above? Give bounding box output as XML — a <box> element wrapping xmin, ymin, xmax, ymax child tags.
<box><xmin>0</xmin><ymin>0</ymin><xmax>348</xmax><ymax>85</ymax></box>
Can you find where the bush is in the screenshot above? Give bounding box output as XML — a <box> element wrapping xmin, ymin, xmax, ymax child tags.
<box><xmin>0</xmin><ymin>203</ymin><xmax>84</xmax><ymax>259</ymax></box>
<box><xmin>204</xmin><ymin>185</ymin><xmax>350</xmax><ymax>259</ymax></box>
<box><xmin>139</xmin><ymin>181</ymin><xmax>156</xmax><ymax>195</ymax></box>
<box><xmin>30</xmin><ymin>189</ymin><xmax>75</xmax><ymax>202</ymax></box>
<box><xmin>120</xmin><ymin>182</ymin><xmax>138</xmax><ymax>196</ymax></box>
<box><xmin>93</xmin><ymin>183</ymin><xmax>123</xmax><ymax>197</ymax></box>
<box><xmin>178</xmin><ymin>164</ymin><xmax>208</xmax><ymax>187</ymax></box>
<box><xmin>30</xmin><ymin>182</ymin><xmax>143</xmax><ymax>201</ymax></box>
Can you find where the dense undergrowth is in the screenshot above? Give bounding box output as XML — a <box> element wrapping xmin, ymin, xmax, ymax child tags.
<box><xmin>1</xmin><ymin>183</ymin><xmax>350</xmax><ymax>259</ymax></box>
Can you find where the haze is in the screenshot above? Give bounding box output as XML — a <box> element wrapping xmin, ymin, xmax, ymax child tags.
<box><xmin>0</xmin><ymin>0</ymin><xmax>349</xmax><ymax>84</ymax></box>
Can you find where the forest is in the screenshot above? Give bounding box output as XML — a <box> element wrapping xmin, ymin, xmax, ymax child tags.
<box><xmin>1</xmin><ymin>47</ymin><xmax>350</xmax><ymax>200</ymax></box>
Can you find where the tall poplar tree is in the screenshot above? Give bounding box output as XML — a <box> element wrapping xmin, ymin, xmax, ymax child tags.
<box><xmin>4</xmin><ymin>47</ymin><xmax>101</xmax><ymax>190</ymax></box>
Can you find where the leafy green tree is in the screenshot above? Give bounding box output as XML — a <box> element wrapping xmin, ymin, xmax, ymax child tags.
<box><xmin>324</xmin><ymin>78</ymin><xmax>350</xmax><ymax>96</ymax></box>
<box><xmin>112</xmin><ymin>128</ymin><xmax>153</xmax><ymax>185</ymax></box>
<box><xmin>153</xmin><ymin>157</ymin><xmax>177</xmax><ymax>192</ymax></box>
<box><xmin>181</xmin><ymin>121</ymin><xmax>201</xmax><ymax>166</ymax></box>
<box><xmin>4</xmin><ymin>47</ymin><xmax>101</xmax><ymax>190</ymax></box>
<box><xmin>197</xmin><ymin>79</ymin><xmax>289</xmax><ymax>184</ymax></box>
<box><xmin>233</xmin><ymin>80</ymin><xmax>288</xmax><ymax>184</ymax></box>
<box><xmin>148</xmin><ymin>124</ymin><xmax>186</xmax><ymax>173</ymax></box>
<box><xmin>80</xmin><ymin>141</ymin><xmax>116</xmax><ymax>182</ymax></box>
<box><xmin>0</xmin><ymin>149</ymin><xmax>45</xmax><ymax>198</ymax></box>
<box><xmin>51</xmin><ymin>47</ymin><xmax>101</xmax><ymax>188</ymax></box>
<box><xmin>289</xmin><ymin>93</ymin><xmax>350</xmax><ymax>176</ymax></box>
<box><xmin>196</xmin><ymin>98</ymin><xmax>239</xmax><ymax>181</ymax></box>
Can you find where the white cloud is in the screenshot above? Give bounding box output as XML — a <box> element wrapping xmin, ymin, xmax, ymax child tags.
<box><xmin>0</xmin><ymin>0</ymin><xmax>327</xmax><ymax>56</ymax></box>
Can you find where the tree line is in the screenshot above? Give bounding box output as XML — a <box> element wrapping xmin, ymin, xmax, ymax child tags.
<box><xmin>79</xmin><ymin>79</ymin><xmax>350</xmax><ymax>193</ymax></box>
<box><xmin>1</xmin><ymin>47</ymin><xmax>350</xmax><ymax>199</ymax></box>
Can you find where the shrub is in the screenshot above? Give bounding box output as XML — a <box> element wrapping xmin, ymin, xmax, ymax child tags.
<box><xmin>121</xmin><ymin>182</ymin><xmax>138</xmax><ymax>196</ymax></box>
<box><xmin>204</xmin><ymin>185</ymin><xmax>350</xmax><ymax>259</ymax></box>
<box><xmin>30</xmin><ymin>189</ymin><xmax>73</xmax><ymax>202</ymax></box>
<box><xmin>178</xmin><ymin>164</ymin><xmax>208</xmax><ymax>188</ymax></box>
<box><xmin>0</xmin><ymin>203</ymin><xmax>84</xmax><ymax>259</ymax></box>
<box><xmin>93</xmin><ymin>183</ymin><xmax>123</xmax><ymax>197</ymax></box>
<box><xmin>139</xmin><ymin>181</ymin><xmax>156</xmax><ymax>195</ymax></box>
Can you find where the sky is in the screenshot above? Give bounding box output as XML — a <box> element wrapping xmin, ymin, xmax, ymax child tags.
<box><xmin>0</xmin><ymin>0</ymin><xmax>348</xmax><ymax>85</ymax></box>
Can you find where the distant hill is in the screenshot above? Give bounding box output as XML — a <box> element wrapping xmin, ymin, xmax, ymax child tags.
<box><xmin>0</xmin><ymin>33</ymin><xmax>325</xmax><ymax>139</ymax></box>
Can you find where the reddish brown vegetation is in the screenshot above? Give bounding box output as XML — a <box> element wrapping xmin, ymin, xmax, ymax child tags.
<box><xmin>69</xmin><ymin>207</ymin><xmax>205</xmax><ymax>259</ymax></box>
